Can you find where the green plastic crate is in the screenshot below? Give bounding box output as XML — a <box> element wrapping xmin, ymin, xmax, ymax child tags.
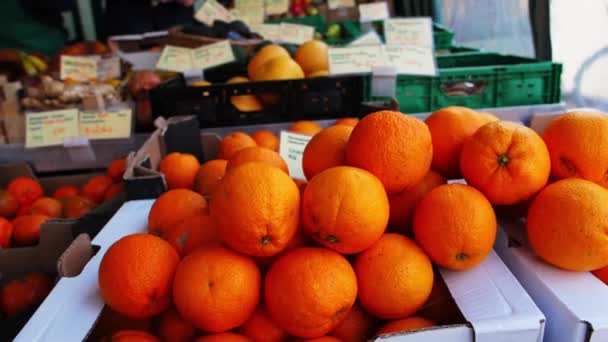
<box><xmin>433</xmin><ymin>23</ymin><xmax>455</xmax><ymax>50</ymax></box>
<box><xmin>367</xmin><ymin>52</ymin><xmax>563</xmax><ymax>113</ymax></box>
<box><xmin>266</xmin><ymin>15</ymin><xmax>361</xmax><ymax>46</ymax></box>
<box><xmin>434</xmin><ymin>45</ymin><xmax>480</xmax><ymax>56</ymax></box>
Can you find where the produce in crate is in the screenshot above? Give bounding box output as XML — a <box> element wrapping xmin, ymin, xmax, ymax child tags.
<box><xmin>0</xmin><ymin>218</ymin><xmax>12</xmax><ymax>248</ymax></box>
<box><xmin>28</xmin><ymin>197</ymin><xmax>62</xmax><ymax>217</ymax></box>
<box><xmin>155</xmin><ymin>307</ymin><xmax>196</xmax><ymax>342</ymax></box>
<box><xmin>52</xmin><ymin>185</ymin><xmax>79</xmax><ymax>199</ymax></box>
<box><xmin>304</xmin><ymin>337</ymin><xmax>342</xmax><ymax>342</ymax></box>
<box><xmin>376</xmin><ymin>317</ymin><xmax>436</xmax><ymax>334</ymax></box>
<box><xmin>159</xmin><ymin>152</ymin><xmax>200</xmax><ymax>190</ymax></box>
<box><xmin>165</xmin><ymin>213</ymin><xmax>217</xmax><ymax>258</ymax></box>
<box><xmin>226</xmin><ymin>146</ymin><xmax>289</xmax><ymax>175</ymax></box>
<box><xmin>334</xmin><ymin>117</ymin><xmax>358</xmax><ymax>127</ymax></box>
<box><xmin>250</xmin><ymin>130</ymin><xmax>279</xmax><ymax>151</ymax></box>
<box><xmin>302</xmin><ymin>124</ymin><xmax>352</xmax><ymax>180</ymax></box>
<box><xmin>147</xmin><ymin>189</ymin><xmax>208</xmax><ymax>238</ymax></box>
<box><xmin>195</xmin><ymin>159</ymin><xmax>228</xmax><ymax>197</ymax></box>
<box><xmin>329</xmin><ymin>304</ymin><xmax>378</xmax><ymax>342</ymax></box>
<box><xmin>216</xmin><ymin>132</ymin><xmax>257</xmax><ymax>159</ymax></box>
<box><xmin>294</xmin><ymin>40</ymin><xmax>329</xmax><ymax>76</ymax></box>
<box><xmin>226</xmin><ymin>76</ymin><xmax>264</xmax><ymax>112</ymax></box>
<box><xmin>108</xmin><ymin>330</ymin><xmax>160</xmax><ymax>342</ymax></box>
<box><xmin>0</xmin><ymin>272</ymin><xmax>53</xmax><ymax>317</ymax></box>
<box><xmin>239</xmin><ymin>306</ymin><xmax>289</xmax><ymax>342</ymax></box>
<box><xmin>289</xmin><ymin>120</ymin><xmax>322</xmax><ymax>135</ymax></box>
<box><xmin>247</xmin><ymin>45</ymin><xmax>290</xmax><ymax>80</ymax></box>
<box><xmin>195</xmin><ymin>333</ymin><xmax>252</xmax><ymax>342</ymax></box>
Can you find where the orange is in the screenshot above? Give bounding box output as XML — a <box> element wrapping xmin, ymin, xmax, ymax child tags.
<box><xmin>29</xmin><ymin>197</ymin><xmax>62</xmax><ymax>217</ymax></box>
<box><xmin>265</xmin><ymin>247</ymin><xmax>357</xmax><ymax>338</ymax></box>
<box><xmin>0</xmin><ymin>190</ymin><xmax>18</xmax><ymax>218</ymax></box>
<box><xmin>255</xmin><ymin>224</ymin><xmax>311</xmax><ymax>271</ymax></box>
<box><xmin>61</xmin><ymin>195</ymin><xmax>96</xmax><ymax>218</ymax></box>
<box><xmin>302</xmin><ymin>125</ymin><xmax>352</xmax><ymax>180</ymax></box>
<box><xmin>425</xmin><ymin>106</ymin><xmax>497</xmax><ymax>178</ymax></box>
<box><xmin>251</xmin><ymin>56</ymin><xmax>304</xmax><ymax>82</ymax></box>
<box><xmin>460</xmin><ymin>121</ymin><xmax>550</xmax><ymax>205</ymax></box>
<box><xmin>16</xmin><ymin>204</ymin><xmax>32</xmax><ymax>217</ymax></box>
<box><xmin>52</xmin><ymin>185</ymin><xmax>79</xmax><ymax>199</ymax></box>
<box><xmin>87</xmin><ymin>307</ymin><xmax>152</xmax><ymax>342</ymax></box>
<box><xmin>329</xmin><ymin>304</ymin><xmax>378</xmax><ymax>342</ymax></box>
<box><xmin>81</xmin><ymin>175</ymin><xmax>114</xmax><ymax>204</ymax></box>
<box><xmin>226</xmin><ymin>146</ymin><xmax>289</xmax><ymax>175</ymax></box>
<box><xmin>160</xmin><ymin>152</ymin><xmax>200</xmax><ymax>190</ymax></box>
<box><xmin>527</xmin><ymin>178</ymin><xmax>608</xmax><ymax>271</ymax></box>
<box><xmin>191</xmin><ymin>80</ymin><xmax>211</xmax><ymax>87</ymax></box>
<box><xmin>593</xmin><ymin>266</ymin><xmax>608</xmax><ymax>285</ymax></box>
<box><xmin>148</xmin><ymin>189</ymin><xmax>208</xmax><ymax>238</ymax></box>
<box><xmin>109</xmin><ymin>330</ymin><xmax>160</xmax><ymax>341</ymax></box>
<box><xmin>414</xmin><ymin>184</ymin><xmax>496</xmax><ymax>270</ymax></box>
<box><xmin>346</xmin><ymin>111</ymin><xmax>432</xmax><ymax>194</ymax></box>
<box><xmin>542</xmin><ymin>112</ymin><xmax>608</xmax><ymax>188</ymax></box>
<box><xmin>156</xmin><ymin>308</ymin><xmax>196</xmax><ymax>342</ymax></box>
<box><xmin>107</xmin><ymin>158</ymin><xmax>127</xmax><ymax>183</ymax></box>
<box><xmin>307</xmin><ymin>70</ymin><xmax>329</xmax><ymax>78</ymax></box>
<box><xmin>302</xmin><ymin>338</ymin><xmax>342</xmax><ymax>342</ymax></box>
<box><xmin>104</xmin><ymin>182</ymin><xmax>126</xmax><ymax>202</ymax></box>
<box><xmin>248</xmin><ymin>45</ymin><xmax>291</xmax><ymax>80</ymax></box>
<box><xmin>0</xmin><ymin>272</ymin><xmax>53</xmax><ymax>317</ymax></box>
<box><xmin>240</xmin><ymin>305</ymin><xmax>290</xmax><ymax>342</ymax></box>
<box><xmin>0</xmin><ymin>218</ymin><xmax>12</xmax><ymax>248</ymax></box>
<box><xmin>355</xmin><ymin>234</ymin><xmax>433</xmax><ymax>319</ymax></box>
<box><xmin>294</xmin><ymin>40</ymin><xmax>329</xmax><ymax>76</ymax></box>
<box><xmin>8</xmin><ymin>177</ymin><xmax>43</xmax><ymax>206</ymax></box>
<box><xmin>417</xmin><ymin>277</ymin><xmax>462</xmax><ymax>325</ymax></box>
<box><xmin>12</xmin><ymin>214</ymin><xmax>49</xmax><ymax>246</ymax></box>
<box><xmin>173</xmin><ymin>246</ymin><xmax>261</xmax><ymax>332</ymax></box>
<box><xmin>302</xmin><ymin>166</ymin><xmax>389</xmax><ymax>254</ymax></box>
<box><xmin>289</xmin><ymin>121</ymin><xmax>322</xmax><ymax>135</ymax></box>
<box><xmin>251</xmin><ymin>130</ymin><xmax>279</xmax><ymax>151</ymax></box>
<box><xmin>226</xmin><ymin>76</ymin><xmax>263</xmax><ymax>112</ymax></box>
<box><xmin>211</xmin><ymin>162</ymin><xmax>300</xmax><ymax>257</ymax></box>
<box><xmin>99</xmin><ymin>233</ymin><xmax>179</xmax><ymax>318</ymax></box>
<box><xmin>217</xmin><ymin>132</ymin><xmax>257</xmax><ymax>160</ymax></box>
<box><xmin>195</xmin><ymin>333</ymin><xmax>253</xmax><ymax>342</ymax></box>
<box><xmin>334</xmin><ymin>118</ymin><xmax>358</xmax><ymax>127</ymax></box>
<box><xmin>376</xmin><ymin>317</ymin><xmax>435</xmax><ymax>335</ymax></box>
<box><xmin>388</xmin><ymin>170</ymin><xmax>445</xmax><ymax>234</ymax></box>
<box><xmin>195</xmin><ymin>159</ymin><xmax>228</xmax><ymax>197</ymax></box>
<box><xmin>165</xmin><ymin>213</ymin><xmax>218</xmax><ymax>257</ymax></box>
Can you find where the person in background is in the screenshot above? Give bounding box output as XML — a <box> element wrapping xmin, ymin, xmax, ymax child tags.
<box><xmin>104</xmin><ymin>0</ymin><xmax>195</xmax><ymax>37</ymax></box>
<box><xmin>0</xmin><ymin>0</ymin><xmax>67</xmax><ymax>56</ymax></box>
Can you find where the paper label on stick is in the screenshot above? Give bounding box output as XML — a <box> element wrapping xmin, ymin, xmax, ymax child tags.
<box><xmin>279</xmin><ymin>131</ymin><xmax>312</xmax><ymax>180</ymax></box>
<box><xmin>191</xmin><ymin>40</ymin><xmax>235</xmax><ymax>70</ymax></box>
<box><xmin>250</xmin><ymin>24</ymin><xmax>282</xmax><ymax>41</ymax></box>
<box><xmin>156</xmin><ymin>46</ymin><xmax>193</xmax><ymax>72</ymax></box>
<box><xmin>358</xmin><ymin>2</ymin><xmax>389</xmax><ymax>22</ymax></box>
<box><xmin>328</xmin><ymin>45</ymin><xmax>386</xmax><ymax>75</ymax></box>
<box><xmin>265</xmin><ymin>0</ymin><xmax>289</xmax><ymax>15</ymax></box>
<box><xmin>328</xmin><ymin>0</ymin><xmax>356</xmax><ymax>10</ymax></box>
<box><xmin>280</xmin><ymin>23</ymin><xmax>315</xmax><ymax>45</ymax></box>
<box><xmin>384</xmin><ymin>17</ymin><xmax>434</xmax><ymax>48</ymax></box>
<box><xmin>195</xmin><ymin>0</ymin><xmax>236</xmax><ymax>25</ymax></box>
<box><xmin>26</xmin><ymin>109</ymin><xmax>79</xmax><ymax>148</ymax></box>
<box><xmin>60</xmin><ymin>56</ymin><xmax>98</xmax><ymax>81</ymax></box>
<box><xmin>384</xmin><ymin>45</ymin><xmax>437</xmax><ymax>76</ymax></box>
<box><xmin>230</xmin><ymin>6</ymin><xmax>264</xmax><ymax>25</ymax></box>
<box><xmin>80</xmin><ymin>108</ymin><xmax>132</xmax><ymax>140</ymax></box>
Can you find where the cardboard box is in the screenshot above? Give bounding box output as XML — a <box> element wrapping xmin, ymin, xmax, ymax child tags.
<box><xmin>16</xmin><ymin>199</ymin><xmax>544</xmax><ymax>341</ymax></box>
<box><xmin>495</xmin><ymin>220</ymin><xmax>608</xmax><ymax>342</ymax></box>
<box><xmin>108</xmin><ymin>31</ymin><xmax>168</xmax><ymax>71</ymax></box>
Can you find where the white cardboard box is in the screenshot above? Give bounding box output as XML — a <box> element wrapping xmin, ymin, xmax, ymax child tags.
<box><xmin>16</xmin><ymin>200</ymin><xmax>544</xmax><ymax>341</ymax></box>
<box><xmin>495</xmin><ymin>220</ymin><xmax>608</xmax><ymax>342</ymax></box>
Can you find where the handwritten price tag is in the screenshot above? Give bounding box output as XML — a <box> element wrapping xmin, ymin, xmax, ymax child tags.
<box><xmin>230</xmin><ymin>6</ymin><xmax>264</xmax><ymax>25</ymax></box>
<box><xmin>235</xmin><ymin>0</ymin><xmax>264</xmax><ymax>8</ymax></box>
<box><xmin>328</xmin><ymin>46</ymin><xmax>386</xmax><ymax>75</ymax></box>
<box><xmin>192</xmin><ymin>40</ymin><xmax>235</xmax><ymax>70</ymax></box>
<box><xmin>80</xmin><ymin>109</ymin><xmax>133</xmax><ymax>140</ymax></box>
<box><xmin>384</xmin><ymin>18</ymin><xmax>434</xmax><ymax>48</ymax></box>
<box><xmin>328</xmin><ymin>0</ymin><xmax>356</xmax><ymax>9</ymax></box>
<box><xmin>384</xmin><ymin>45</ymin><xmax>436</xmax><ymax>76</ymax></box>
<box><xmin>265</xmin><ymin>0</ymin><xmax>289</xmax><ymax>15</ymax></box>
<box><xmin>156</xmin><ymin>46</ymin><xmax>194</xmax><ymax>72</ymax></box>
<box><xmin>358</xmin><ymin>2</ymin><xmax>389</xmax><ymax>22</ymax></box>
<box><xmin>250</xmin><ymin>24</ymin><xmax>282</xmax><ymax>41</ymax></box>
<box><xmin>60</xmin><ymin>56</ymin><xmax>98</xmax><ymax>81</ymax></box>
<box><xmin>279</xmin><ymin>131</ymin><xmax>313</xmax><ymax>180</ymax></box>
<box><xmin>280</xmin><ymin>23</ymin><xmax>315</xmax><ymax>45</ymax></box>
<box><xmin>195</xmin><ymin>0</ymin><xmax>236</xmax><ymax>25</ymax></box>
<box><xmin>26</xmin><ymin>109</ymin><xmax>79</xmax><ymax>148</ymax></box>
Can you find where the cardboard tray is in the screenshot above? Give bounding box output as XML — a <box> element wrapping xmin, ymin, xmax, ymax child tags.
<box><xmin>495</xmin><ymin>220</ymin><xmax>608</xmax><ymax>342</ymax></box>
<box><xmin>16</xmin><ymin>200</ymin><xmax>545</xmax><ymax>341</ymax></box>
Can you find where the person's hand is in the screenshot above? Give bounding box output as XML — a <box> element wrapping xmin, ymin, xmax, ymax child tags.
<box><xmin>176</xmin><ymin>0</ymin><xmax>194</xmax><ymax>6</ymax></box>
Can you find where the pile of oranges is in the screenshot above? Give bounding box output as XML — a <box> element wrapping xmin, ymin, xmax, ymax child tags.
<box><xmin>96</xmin><ymin>108</ymin><xmax>608</xmax><ymax>341</ymax></box>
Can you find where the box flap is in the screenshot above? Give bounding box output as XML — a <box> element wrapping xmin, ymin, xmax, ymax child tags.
<box><xmin>15</xmin><ymin>200</ymin><xmax>154</xmax><ymax>342</ymax></box>
<box><xmin>495</xmin><ymin>221</ymin><xmax>608</xmax><ymax>342</ymax></box>
<box><xmin>163</xmin><ymin>116</ymin><xmax>204</xmax><ymax>162</ymax></box>
<box><xmin>57</xmin><ymin>234</ymin><xmax>95</xmax><ymax>278</ymax></box>
<box><xmin>0</xmin><ymin>163</ymin><xmax>36</xmax><ymax>187</ymax></box>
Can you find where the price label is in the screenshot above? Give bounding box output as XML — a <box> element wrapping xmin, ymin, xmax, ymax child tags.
<box><xmin>234</xmin><ymin>0</ymin><xmax>264</xmax><ymax>9</ymax></box>
<box><xmin>191</xmin><ymin>40</ymin><xmax>235</xmax><ymax>70</ymax></box>
<box><xmin>348</xmin><ymin>30</ymin><xmax>383</xmax><ymax>46</ymax></box>
<box><xmin>230</xmin><ymin>6</ymin><xmax>264</xmax><ymax>25</ymax></box>
<box><xmin>156</xmin><ymin>45</ymin><xmax>194</xmax><ymax>72</ymax></box>
<box><xmin>328</xmin><ymin>46</ymin><xmax>386</xmax><ymax>75</ymax></box>
<box><xmin>60</xmin><ymin>56</ymin><xmax>98</xmax><ymax>81</ymax></box>
<box><xmin>358</xmin><ymin>2</ymin><xmax>390</xmax><ymax>23</ymax></box>
<box><xmin>98</xmin><ymin>56</ymin><xmax>121</xmax><ymax>81</ymax></box>
<box><xmin>280</xmin><ymin>23</ymin><xmax>315</xmax><ymax>45</ymax></box>
<box><xmin>250</xmin><ymin>24</ymin><xmax>282</xmax><ymax>41</ymax></box>
<box><xmin>195</xmin><ymin>0</ymin><xmax>236</xmax><ymax>25</ymax></box>
<box><xmin>328</xmin><ymin>0</ymin><xmax>356</xmax><ymax>10</ymax></box>
<box><xmin>265</xmin><ymin>0</ymin><xmax>289</xmax><ymax>15</ymax></box>
<box><xmin>384</xmin><ymin>45</ymin><xmax>437</xmax><ymax>76</ymax></box>
<box><xmin>26</xmin><ymin>109</ymin><xmax>79</xmax><ymax>148</ymax></box>
<box><xmin>384</xmin><ymin>18</ymin><xmax>433</xmax><ymax>48</ymax></box>
<box><xmin>80</xmin><ymin>109</ymin><xmax>133</xmax><ymax>140</ymax></box>
<box><xmin>279</xmin><ymin>131</ymin><xmax>313</xmax><ymax>180</ymax></box>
